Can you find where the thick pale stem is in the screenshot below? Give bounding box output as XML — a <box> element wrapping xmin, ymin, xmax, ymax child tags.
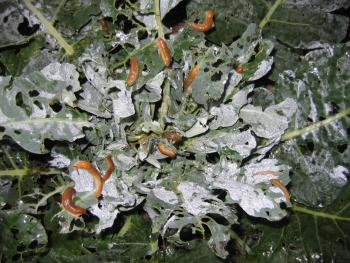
<box><xmin>154</xmin><ymin>0</ymin><xmax>164</xmax><ymax>38</ymax></box>
<box><xmin>23</xmin><ymin>0</ymin><xmax>74</xmax><ymax>55</ymax></box>
<box><xmin>282</xmin><ymin>108</ymin><xmax>350</xmax><ymax>141</ymax></box>
<box><xmin>0</xmin><ymin>169</ymin><xmax>30</xmax><ymax>177</ymax></box>
<box><xmin>35</xmin><ymin>185</ymin><xmax>68</xmax><ymax>212</ymax></box>
<box><xmin>293</xmin><ymin>204</ymin><xmax>350</xmax><ymax>222</ymax></box>
<box><xmin>259</xmin><ymin>0</ymin><xmax>285</xmax><ymax>29</ymax></box>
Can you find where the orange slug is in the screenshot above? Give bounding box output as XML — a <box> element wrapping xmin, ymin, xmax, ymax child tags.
<box><xmin>61</xmin><ymin>187</ymin><xmax>86</xmax><ymax>216</ymax></box>
<box><xmin>73</xmin><ymin>161</ymin><xmax>103</xmax><ymax>198</ymax></box>
<box><xmin>235</xmin><ymin>65</ymin><xmax>244</xmax><ymax>73</ymax></box>
<box><xmin>271</xmin><ymin>179</ymin><xmax>290</xmax><ymax>201</ymax></box>
<box><xmin>98</xmin><ymin>19</ymin><xmax>109</xmax><ymax>33</ymax></box>
<box><xmin>183</xmin><ymin>65</ymin><xmax>200</xmax><ymax>95</ymax></box>
<box><xmin>156</xmin><ymin>37</ymin><xmax>172</xmax><ymax>66</ymax></box>
<box><xmin>189</xmin><ymin>9</ymin><xmax>215</xmax><ymax>32</ymax></box>
<box><xmin>102</xmin><ymin>155</ymin><xmax>115</xmax><ymax>182</ymax></box>
<box><xmin>162</xmin><ymin>131</ymin><xmax>183</xmax><ymax>143</ymax></box>
<box><xmin>254</xmin><ymin>170</ymin><xmax>280</xmax><ymax>176</ymax></box>
<box><xmin>157</xmin><ymin>143</ymin><xmax>176</xmax><ymax>158</ymax></box>
<box><xmin>127</xmin><ymin>57</ymin><xmax>139</xmax><ymax>86</ymax></box>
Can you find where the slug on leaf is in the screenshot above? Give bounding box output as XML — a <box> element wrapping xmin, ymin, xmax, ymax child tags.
<box><xmin>127</xmin><ymin>57</ymin><xmax>139</xmax><ymax>86</ymax></box>
<box><xmin>157</xmin><ymin>143</ymin><xmax>176</xmax><ymax>158</ymax></box>
<box><xmin>271</xmin><ymin>179</ymin><xmax>290</xmax><ymax>202</ymax></box>
<box><xmin>98</xmin><ymin>19</ymin><xmax>109</xmax><ymax>33</ymax></box>
<box><xmin>189</xmin><ymin>9</ymin><xmax>215</xmax><ymax>32</ymax></box>
<box><xmin>183</xmin><ymin>65</ymin><xmax>200</xmax><ymax>95</ymax></box>
<box><xmin>156</xmin><ymin>37</ymin><xmax>172</xmax><ymax>66</ymax></box>
<box><xmin>102</xmin><ymin>155</ymin><xmax>115</xmax><ymax>182</ymax></box>
<box><xmin>162</xmin><ymin>131</ymin><xmax>183</xmax><ymax>143</ymax></box>
<box><xmin>235</xmin><ymin>65</ymin><xmax>244</xmax><ymax>73</ymax></box>
<box><xmin>61</xmin><ymin>187</ymin><xmax>86</xmax><ymax>216</ymax></box>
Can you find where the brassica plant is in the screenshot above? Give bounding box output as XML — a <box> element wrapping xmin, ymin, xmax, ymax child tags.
<box><xmin>0</xmin><ymin>0</ymin><xmax>349</xmax><ymax>262</ymax></box>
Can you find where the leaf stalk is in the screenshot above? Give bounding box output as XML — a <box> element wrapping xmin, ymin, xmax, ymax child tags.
<box><xmin>259</xmin><ymin>0</ymin><xmax>285</xmax><ymax>29</ymax></box>
<box><xmin>282</xmin><ymin>107</ymin><xmax>350</xmax><ymax>141</ymax></box>
<box><xmin>293</xmin><ymin>204</ymin><xmax>350</xmax><ymax>221</ymax></box>
<box><xmin>23</xmin><ymin>0</ymin><xmax>74</xmax><ymax>55</ymax></box>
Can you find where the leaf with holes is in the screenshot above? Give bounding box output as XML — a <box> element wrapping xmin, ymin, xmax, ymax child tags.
<box><xmin>273</xmin><ymin>43</ymin><xmax>350</xmax><ymax>207</ymax></box>
<box><xmin>0</xmin><ymin>211</ymin><xmax>48</xmax><ymax>262</ymax></box>
<box><xmin>0</xmin><ymin>73</ymin><xmax>92</xmax><ymax>154</ymax></box>
<box><xmin>245</xmin><ymin>183</ymin><xmax>350</xmax><ymax>262</ymax></box>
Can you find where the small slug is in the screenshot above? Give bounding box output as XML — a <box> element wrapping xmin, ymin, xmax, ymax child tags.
<box><xmin>156</xmin><ymin>37</ymin><xmax>172</xmax><ymax>66</ymax></box>
<box><xmin>157</xmin><ymin>143</ymin><xmax>176</xmax><ymax>158</ymax></box>
<box><xmin>271</xmin><ymin>179</ymin><xmax>290</xmax><ymax>201</ymax></box>
<box><xmin>73</xmin><ymin>161</ymin><xmax>103</xmax><ymax>198</ymax></box>
<box><xmin>61</xmin><ymin>187</ymin><xmax>86</xmax><ymax>216</ymax></box>
<box><xmin>162</xmin><ymin>131</ymin><xmax>183</xmax><ymax>143</ymax></box>
<box><xmin>235</xmin><ymin>65</ymin><xmax>244</xmax><ymax>73</ymax></box>
<box><xmin>189</xmin><ymin>9</ymin><xmax>215</xmax><ymax>32</ymax></box>
<box><xmin>98</xmin><ymin>19</ymin><xmax>109</xmax><ymax>33</ymax></box>
<box><xmin>102</xmin><ymin>155</ymin><xmax>115</xmax><ymax>182</ymax></box>
<box><xmin>127</xmin><ymin>57</ymin><xmax>139</xmax><ymax>86</ymax></box>
<box><xmin>183</xmin><ymin>65</ymin><xmax>200</xmax><ymax>95</ymax></box>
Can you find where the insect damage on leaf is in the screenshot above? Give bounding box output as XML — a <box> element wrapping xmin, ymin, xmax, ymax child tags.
<box><xmin>2</xmin><ymin>1</ymin><xmax>349</xmax><ymax>262</ymax></box>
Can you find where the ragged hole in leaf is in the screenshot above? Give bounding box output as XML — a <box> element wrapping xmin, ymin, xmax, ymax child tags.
<box><xmin>212</xmin><ymin>59</ymin><xmax>224</xmax><ymax>67</ymax></box>
<box><xmin>337</xmin><ymin>144</ymin><xmax>347</xmax><ymax>153</ymax></box>
<box><xmin>207</xmin><ymin>213</ymin><xmax>230</xmax><ymax>226</ymax></box>
<box><xmin>15</xmin><ymin>92</ymin><xmax>24</xmax><ymax>107</ymax></box>
<box><xmin>17</xmin><ymin>244</ymin><xmax>26</xmax><ymax>252</ymax></box>
<box><xmin>210</xmin><ymin>71</ymin><xmax>222</xmax><ymax>82</ymax></box>
<box><xmin>116</xmin><ymin>14</ymin><xmax>134</xmax><ymax>34</ymax></box>
<box><xmin>306</xmin><ymin>141</ymin><xmax>314</xmax><ymax>153</ymax></box>
<box><xmin>179</xmin><ymin>225</ymin><xmax>198</xmax><ymax>241</ymax></box>
<box><xmin>34</xmin><ymin>100</ymin><xmax>43</xmax><ymax>110</ymax></box>
<box><xmin>108</xmin><ymin>86</ymin><xmax>119</xmax><ymax>94</ymax></box>
<box><xmin>28</xmin><ymin>90</ymin><xmax>39</xmax><ymax>97</ymax></box>
<box><xmin>137</xmin><ymin>30</ymin><xmax>148</xmax><ymax>41</ymax></box>
<box><xmin>28</xmin><ymin>240</ymin><xmax>38</xmax><ymax>249</ymax></box>
<box><xmin>17</xmin><ymin>17</ymin><xmax>40</xmax><ymax>36</ymax></box>
<box><xmin>49</xmin><ymin>102</ymin><xmax>62</xmax><ymax>113</ymax></box>
<box><xmin>3</xmin><ymin>15</ymin><xmax>9</xmax><ymax>23</ymax></box>
<box><xmin>206</xmin><ymin>152</ymin><xmax>220</xmax><ymax>164</ymax></box>
<box><xmin>66</xmin><ymin>85</ymin><xmax>73</xmax><ymax>92</ymax></box>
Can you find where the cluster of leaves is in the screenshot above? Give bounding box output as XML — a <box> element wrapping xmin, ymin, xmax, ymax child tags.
<box><xmin>0</xmin><ymin>0</ymin><xmax>349</xmax><ymax>262</ymax></box>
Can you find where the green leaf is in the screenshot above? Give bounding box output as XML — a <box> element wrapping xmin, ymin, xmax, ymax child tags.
<box><xmin>0</xmin><ymin>71</ymin><xmax>92</xmax><ymax>154</ymax></box>
<box><xmin>0</xmin><ymin>211</ymin><xmax>48</xmax><ymax>261</ymax></box>
<box><xmin>284</xmin><ymin>0</ymin><xmax>350</xmax><ymax>12</ymax></box>
<box><xmin>56</xmin><ymin>0</ymin><xmax>100</xmax><ymax>32</ymax></box>
<box><xmin>269</xmin><ymin>42</ymin><xmax>300</xmax><ymax>81</ymax></box>
<box><xmin>42</xmin><ymin>214</ymin><xmax>157</xmax><ymax>262</ymax></box>
<box><xmin>264</xmin><ymin>6</ymin><xmax>349</xmax><ymax>48</ymax></box>
<box><xmin>246</xmin><ymin>183</ymin><xmax>350</xmax><ymax>263</ymax></box>
<box><xmin>273</xmin><ymin>44</ymin><xmax>350</xmax><ymax>206</ymax></box>
<box><xmin>184</xmin><ymin>128</ymin><xmax>256</xmax><ymax>159</ymax></box>
<box><xmin>0</xmin><ymin>36</ymin><xmax>45</xmax><ymax>76</ymax></box>
<box><xmin>190</xmin><ymin>46</ymin><xmax>231</xmax><ymax>106</ymax></box>
<box><xmin>205</xmin><ymin>158</ymin><xmax>291</xmax><ymax>221</ymax></box>
<box><xmin>240</xmin><ymin>98</ymin><xmax>297</xmax><ymax>139</ymax></box>
<box><xmin>0</xmin><ymin>1</ymin><xmax>37</xmax><ymax>47</ymax></box>
<box><xmin>186</xmin><ymin>0</ymin><xmax>349</xmax><ymax>48</ymax></box>
<box><xmin>134</xmin><ymin>0</ymin><xmax>183</xmax><ymax>29</ymax></box>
